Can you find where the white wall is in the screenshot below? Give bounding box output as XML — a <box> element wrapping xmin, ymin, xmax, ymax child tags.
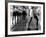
<box><xmin>0</xmin><ymin>0</ymin><xmax>5</xmax><ymax>37</ymax></box>
<box><xmin>0</xmin><ymin>0</ymin><xmax>46</xmax><ymax>37</ymax></box>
